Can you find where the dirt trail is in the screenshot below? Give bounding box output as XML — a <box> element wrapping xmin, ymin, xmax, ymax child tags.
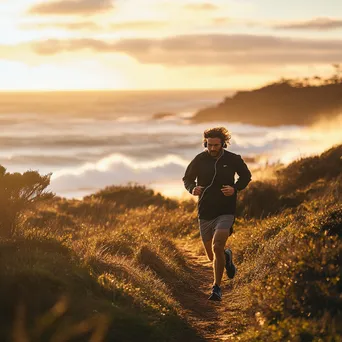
<box><xmin>177</xmin><ymin>241</ymin><xmax>250</xmax><ymax>342</ymax></box>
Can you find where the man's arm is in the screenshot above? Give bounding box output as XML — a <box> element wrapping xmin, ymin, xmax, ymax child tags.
<box><xmin>233</xmin><ymin>155</ymin><xmax>252</xmax><ymax>192</ymax></box>
<box><xmin>182</xmin><ymin>157</ymin><xmax>198</xmax><ymax>194</ymax></box>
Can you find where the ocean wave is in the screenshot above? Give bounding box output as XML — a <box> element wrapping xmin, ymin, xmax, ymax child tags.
<box><xmin>51</xmin><ymin>153</ymin><xmax>189</xmax><ymax>180</ymax></box>
<box><xmin>50</xmin><ymin>154</ymin><xmax>189</xmax><ymax>198</ymax></box>
<box><xmin>2</xmin><ymin>154</ymin><xmax>87</xmax><ymax>167</ymax></box>
<box><xmin>2</xmin><ymin>108</ymin><xmax>341</xmax><ymax>200</ymax></box>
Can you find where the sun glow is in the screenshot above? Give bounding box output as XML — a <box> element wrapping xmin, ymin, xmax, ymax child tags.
<box><xmin>0</xmin><ymin>59</ymin><xmax>128</xmax><ymax>91</ymax></box>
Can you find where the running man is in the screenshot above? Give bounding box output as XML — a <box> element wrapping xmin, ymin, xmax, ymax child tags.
<box><xmin>182</xmin><ymin>127</ymin><xmax>252</xmax><ymax>301</ymax></box>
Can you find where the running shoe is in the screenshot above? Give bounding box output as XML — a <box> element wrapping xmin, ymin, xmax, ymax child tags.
<box><xmin>208</xmin><ymin>284</ymin><xmax>222</xmax><ymax>301</ymax></box>
<box><xmin>224</xmin><ymin>248</ymin><xmax>236</xmax><ymax>279</ymax></box>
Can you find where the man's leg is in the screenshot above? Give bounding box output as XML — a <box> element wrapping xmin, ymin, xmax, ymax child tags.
<box><xmin>199</xmin><ymin>219</ymin><xmax>214</xmax><ymax>261</ymax></box>
<box><xmin>203</xmin><ymin>239</ymin><xmax>213</xmax><ymax>261</ymax></box>
<box><xmin>212</xmin><ymin>229</ymin><xmax>230</xmax><ymax>286</ymax></box>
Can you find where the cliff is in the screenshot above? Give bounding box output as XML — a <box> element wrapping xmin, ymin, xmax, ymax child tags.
<box><xmin>192</xmin><ymin>81</ymin><xmax>342</xmax><ymax>126</ymax></box>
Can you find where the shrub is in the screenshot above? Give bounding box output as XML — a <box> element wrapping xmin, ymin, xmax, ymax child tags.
<box><xmin>0</xmin><ymin>166</ymin><xmax>54</xmax><ymax>237</ymax></box>
<box><xmin>236</xmin><ymin>144</ymin><xmax>342</xmax><ymax>218</ymax></box>
<box><xmin>84</xmin><ymin>183</ymin><xmax>179</xmax><ymax>210</ymax></box>
<box><xmin>236</xmin><ymin>181</ymin><xmax>281</xmax><ymax>218</ymax></box>
<box><xmin>276</xmin><ymin>144</ymin><xmax>342</xmax><ymax>193</ymax></box>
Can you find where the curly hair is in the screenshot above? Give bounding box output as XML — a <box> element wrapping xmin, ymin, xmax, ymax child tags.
<box><xmin>203</xmin><ymin>127</ymin><xmax>231</xmax><ymax>146</ymax></box>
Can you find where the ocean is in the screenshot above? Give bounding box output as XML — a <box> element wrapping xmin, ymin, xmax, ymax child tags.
<box><xmin>1</xmin><ymin>90</ymin><xmax>341</xmax><ymax>199</ymax></box>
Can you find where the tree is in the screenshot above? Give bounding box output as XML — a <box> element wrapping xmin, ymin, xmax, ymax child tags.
<box><xmin>313</xmin><ymin>76</ymin><xmax>322</xmax><ymax>86</ymax></box>
<box><xmin>303</xmin><ymin>77</ymin><xmax>310</xmax><ymax>86</ymax></box>
<box><xmin>332</xmin><ymin>63</ymin><xmax>342</xmax><ymax>83</ymax></box>
<box><xmin>0</xmin><ymin>166</ymin><xmax>54</xmax><ymax>238</ymax></box>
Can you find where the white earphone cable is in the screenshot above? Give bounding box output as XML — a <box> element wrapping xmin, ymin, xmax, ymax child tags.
<box><xmin>198</xmin><ymin>150</ymin><xmax>223</xmax><ymax>207</ymax></box>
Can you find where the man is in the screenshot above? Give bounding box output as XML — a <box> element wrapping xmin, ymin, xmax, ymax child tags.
<box><xmin>182</xmin><ymin>127</ymin><xmax>251</xmax><ymax>301</ymax></box>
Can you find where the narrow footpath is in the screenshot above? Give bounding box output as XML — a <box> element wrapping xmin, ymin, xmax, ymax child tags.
<box><xmin>176</xmin><ymin>240</ymin><xmax>251</xmax><ymax>342</ymax></box>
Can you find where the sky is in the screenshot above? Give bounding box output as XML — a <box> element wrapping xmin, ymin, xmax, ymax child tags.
<box><xmin>1</xmin><ymin>0</ymin><xmax>342</xmax><ymax>90</ymax></box>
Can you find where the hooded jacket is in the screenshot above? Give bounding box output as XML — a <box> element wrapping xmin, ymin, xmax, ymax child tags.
<box><xmin>182</xmin><ymin>149</ymin><xmax>252</xmax><ymax>220</ymax></box>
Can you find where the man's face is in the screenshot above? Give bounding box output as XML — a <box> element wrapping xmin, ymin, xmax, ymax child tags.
<box><xmin>206</xmin><ymin>137</ymin><xmax>223</xmax><ymax>158</ymax></box>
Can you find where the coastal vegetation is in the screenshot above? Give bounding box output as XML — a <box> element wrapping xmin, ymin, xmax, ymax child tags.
<box><xmin>0</xmin><ymin>144</ymin><xmax>341</xmax><ymax>341</ymax></box>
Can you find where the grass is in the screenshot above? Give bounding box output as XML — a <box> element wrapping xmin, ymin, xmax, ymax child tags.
<box><xmin>0</xmin><ymin>144</ymin><xmax>341</xmax><ymax>341</ymax></box>
<box><xmin>217</xmin><ymin>148</ymin><xmax>342</xmax><ymax>341</ymax></box>
<box><xmin>1</xmin><ymin>187</ymin><xmax>202</xmax><ymax>341</ymax></box>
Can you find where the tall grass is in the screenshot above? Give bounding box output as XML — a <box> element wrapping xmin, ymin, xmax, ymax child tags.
<box><xmin>1</xmin><ymin>184</ymin><xmax>200</xmax><ymax>341</ymax></box>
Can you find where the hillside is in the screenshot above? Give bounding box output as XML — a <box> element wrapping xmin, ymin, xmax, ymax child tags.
<box><xmin>192</xmin><ymin>81</ymin><xmax>342</xmax><ymax>126</ymax></box>
<box><xmin>0</xmin><ymin>145</ymin><xmax>341</xmax><ymax>341</ymax></box>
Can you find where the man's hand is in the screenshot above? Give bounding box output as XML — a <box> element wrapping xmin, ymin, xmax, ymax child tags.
<box><xmin>221</xmin><ymin>185</ymin><xmax>235</xmax><ymax>196</ymax></box>
<box><xmin>192</xmin><ymin>186</ymin><xmax>204</xmax><ymax>196</ymax></box>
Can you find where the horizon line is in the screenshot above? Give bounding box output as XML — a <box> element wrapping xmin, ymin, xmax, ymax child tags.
<box><xmin>0</xmin><ymin>87</ymin><xmax>238</xmax><ymax>93</ymax></box>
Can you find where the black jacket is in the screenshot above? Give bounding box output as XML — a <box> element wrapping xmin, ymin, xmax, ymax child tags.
<box><xmin>182</xmin><ymin>149</ymin><xmax>252</xmax><ymax>219</ymax></box>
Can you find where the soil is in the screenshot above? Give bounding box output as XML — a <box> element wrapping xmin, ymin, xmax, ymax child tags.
<box><xmin>176</xmin><ymin>240</ymin><xmax>253</xmax><ymax>342</ymax></box>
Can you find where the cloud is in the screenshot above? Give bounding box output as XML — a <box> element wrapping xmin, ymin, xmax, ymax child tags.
<box><xmin>28</xmin><ymin>0</ymin><xmax>114</xmax><ymax>16</ymax></box>
<box><xmin>20</xmin><ymin>20</ymin><xmax>166</xmax><ymax>32</ymax></box>
<box><xmin>212</xmin><ymin>17</ymin><xmax>259</xmax><ymax>27</ymax></box>
<box><xmin>274</xmin><ymin>17</ymin><xmax>342</xmax><ymax>30</ymax></box>
<box><xmin>29</xmin><ymin>34</ymin><xmax>342</xmax><ymax>67</ymax></box>
<box><xmin>211</xmin><ymin>17</ymin><xmax>342</xmax><ymax>31</ymax></box>
<box><xmin>212</xmin><ymin>17</ymin><xmax>230</xmax><ymax>25</ymax></box>
<box><xmin>31</xmin><ymin>38</ymin><xmax>110</xmax><ymax>55</ymax></box>
<box><xmin>110</xmin><ymin>21</ymin><xmax>167</xmax><ymax>31</ymax></box>
<box><xmin>20</xmin><ymin>21</ymin><xmax>101</xmax><ymax>31</ymax></box>
<box><xmin>184</xmin><ymin>3</ymin><xmax>218</xmax><ymax>11</ymax></box>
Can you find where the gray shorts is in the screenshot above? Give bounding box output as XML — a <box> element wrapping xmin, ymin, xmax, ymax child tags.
<box><xmin>199</xmin><ymin>214</ymin><xmax>235</xmax><ymax>242</ymax></box>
